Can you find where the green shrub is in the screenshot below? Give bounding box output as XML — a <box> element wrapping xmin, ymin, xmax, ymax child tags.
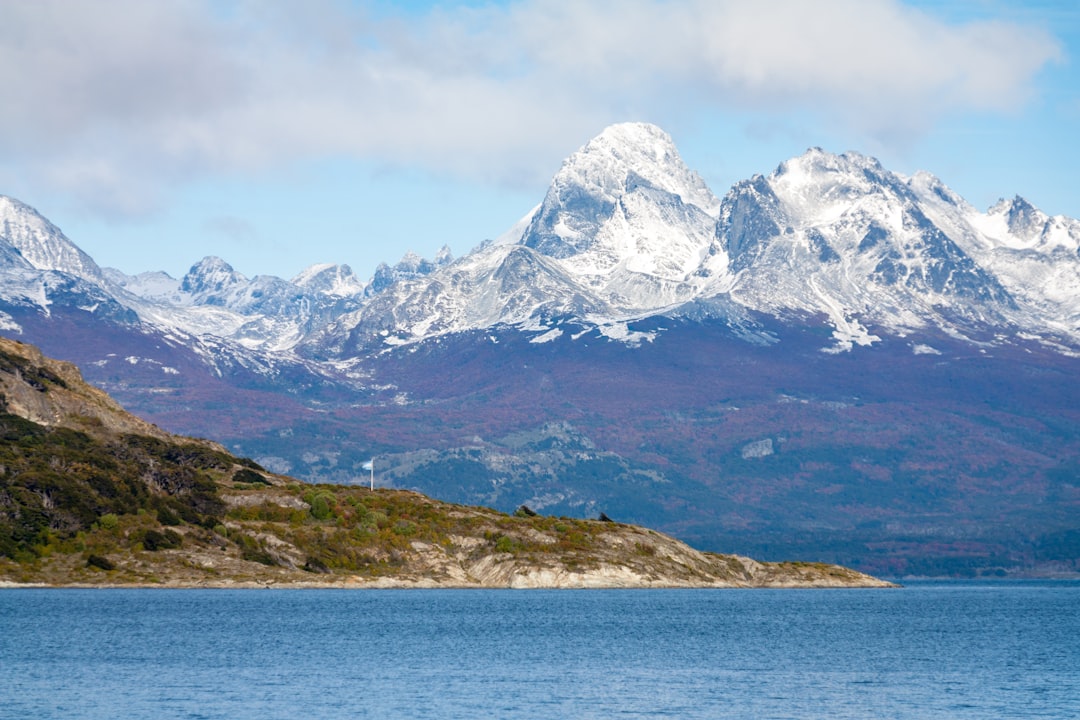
<box><xmin>99</xmin><ymin>513</ymin><xmax>119</xmax><ymax>531</ymax></box>
<box><xmin>310</xmin><ymin>494</ymin><xmax>334</xmax><ymax>520</ymax></box>
<box><xmin>235</xmin><ymin>533</ymin><xmax>277</xmax><ymax>566</ymax></box>
<box><xmin>495</xmin><ymin>535</ymin><xmax>519</xmax><ymax>554</ymax></box>
<box><xmin>157</xmin><ymin>506</ymin><xmax>182</xmax><ymax>526</ymax></box>
<box><xmin>392</xmin><ymin>520</ymin><xmax>417</xmax><ymax>537</ymax></box>
<box><xmin>86</xmin><ymin>554</ymin><xmax>115</xmax><ymax>571</ymax></box>
<box><xmin>142</xmin><ymin>529</ymin><xmax>182</xmax><ymax>551</ymax></box>
<box><xmin>233</xmin><ymin>468</ymin><xmax>270</xmax><ymax>485</ymax></box>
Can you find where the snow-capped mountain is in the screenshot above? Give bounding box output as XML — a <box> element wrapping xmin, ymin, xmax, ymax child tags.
<box><xmin>716</xmin><ymin>149</ymin><xmax>1021</xmax><ymax>351</ymax></box>
<box><xmin>292</xmin><ymin>263</ymin><xmax>365</xmax><ymax>298</ymax></box>
<box><xmin>0</xmin><ymin>196</ymin><xmax>137</xmax><ymax>327</ymax></box>
<box><xmin>0</xmin><ymin>196</ymin><xmax>105</xmax><ymax>284</ymax></box>
<box><xmin>912</xmin><ymin>185</ymin><xmax>1080</xmax><ymax>341</ymax></box>
<box><xmin>309</xmin><ymin>123</ymin><xmax>1079</xmax><ymax>356</ymax></box>
<box><xmin>3</xmin><ymin>122</ymin><xmax>1080</xmax><ymax>576</ymax></box>
<box><xmin>312</xmin><ymin>123</ymin><xmax>733</xmax><ymax>353</ymax></box>
<box><xmin>3</xmin><ymin>121</ymin><xmax>1079</xmax><ymax>361</ymax></box>
<box><xmin>364</xmin><ymin>248</ymin><xmax>453</xmax><ymax>298</ymax></box>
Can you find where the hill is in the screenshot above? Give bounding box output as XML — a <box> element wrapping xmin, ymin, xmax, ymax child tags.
<box><xmin>0</xmin><ymin>337</ymin><xmax>889</xmax><ymax>588</ymax></box>
<box><xmin>2</xmin><ymin>122</ymin><xmax>1078</xmax><ymax>577</ymax></box>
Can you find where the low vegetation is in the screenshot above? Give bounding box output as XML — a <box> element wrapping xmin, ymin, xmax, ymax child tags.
<box><xmin>0</xmin><ymin>338</ymin><xmax>891</xmax><ymax>588</ymax></box>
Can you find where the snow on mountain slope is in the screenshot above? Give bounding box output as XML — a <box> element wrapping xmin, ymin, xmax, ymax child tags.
<box><xmin>364</xmin><ymin>248</ymin><xmax>453</xmax><ymax>298</ymax></box>
<box><xmin>298</xmin><ymin>125</ymin><xmax>1080</xmax><ymax>356</ymax></box>
<box><xmin>910</xmin><ymin>180</ymin><xmax>1080</xmax><ymax>340</ymax></box>
<box><xmin>521</xmin><ymin>123</ymin><xmax>722</xmax><ymax>281</ymax></box>
<box><xmin>94</xmin><ymin>256</ymin><xmax>370</xmax><ymax>352</ymax></box>
<box><xmin>292</xmin><ymin>263</ymin><xmax>365</xmax><ymax>298</ymax></box>
<box><xmin>4</xmin><ymin>123</ymin><xmax>1080</xmax><ymax>360</ymax></box>
<box><xmin>103</xmin><ymin>268</ymin><xmax>183</xmax><ymax>302</ymax></box>
<box><xmin>0</xmin><ymin>196</ymin><xmax>104</xmax><ymax>283</ymax></box>
<box><xmin>308</xmin><ymin>242</ymin><xmax>614</xmax><ymax>355</ymax></box>
<box><xmin>314</xmin><ymin>123</ymin><xmax>736</xmax><ymax>352</ymax></box>
<box><xmin>718</xmin><ymin>149</ymin><xmax>1020</xmax><ymax>350</ymax></box>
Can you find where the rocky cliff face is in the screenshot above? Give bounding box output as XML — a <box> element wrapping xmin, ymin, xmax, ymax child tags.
<box><xmin>0</xmin><ymin>337</ymin><xmax>172</xmax><ymax>441</ymax></box>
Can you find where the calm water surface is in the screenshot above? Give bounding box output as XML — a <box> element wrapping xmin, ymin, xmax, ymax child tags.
<box><xmin>2</xmin><ymin>582</ymin><xmax>1078</xmax><ymax>719</ymax></box>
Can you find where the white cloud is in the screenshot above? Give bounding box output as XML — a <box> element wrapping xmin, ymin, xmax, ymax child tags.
<box><xmin>0</xmin><ymin>0</ymin><xmax>1062</xmax><ymax>218</ymax></box>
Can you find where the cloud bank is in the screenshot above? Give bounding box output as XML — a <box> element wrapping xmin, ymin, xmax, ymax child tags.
<box><xmin>0</xmin><ymin>0</ymin><xmax>1061</xmax><ymax>217</ymax></box>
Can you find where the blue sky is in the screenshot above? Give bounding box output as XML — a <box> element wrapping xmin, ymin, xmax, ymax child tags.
<box><xmin>0</xmin><ymin>0</ymin><xmax>1076</xmax><ymax>282</ymax></box>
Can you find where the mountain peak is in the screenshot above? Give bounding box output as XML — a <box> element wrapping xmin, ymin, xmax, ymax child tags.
<box><xmin>519</xmin><ymin>123</ymin><xmax>719</xmax><ymax>273</ymax></box>
<box><xmin>180</xmin><ymin>256</ymin><xmax>247</xmax><ymax>299</ymax></box>
<box><xmin>765</xmin><ymin>146</ymin><xmax>909</xmax><ymax>225</ymax></box>
<box><xmin>292</xmin><ymin>263</ymin><xmax>364</xmax><ymax>298</ymax></box>
<box><xmin>364</xmin><ymin>248</ymin><xmax>452</xmax><ymax>297</ymax></box>
<box><xmin>771</xmin><ymin>147</ymin><xmax>887</xmax><ymax>189</ymax></box>
<box><xmin>558</xmin><ymin>122</ymin><xmax>718</xmax><ymax>214</ymax></box>
<box><xmin>434</xmin><ymin>244</ymin><xmax>454</xmax><ymax>265</ymax></box>
<box><xmin>989</xmin><ymin>195</ymin><xmax>1045</xmax><ymax>237</ymax></box>
<box><xmin>0</xmin><ymin>195</ymin><xmax>104</xmax><ymax>283</ymax></box>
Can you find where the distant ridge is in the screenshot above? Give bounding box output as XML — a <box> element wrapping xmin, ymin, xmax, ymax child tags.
<box><xmin>1</xmin><ymin>122</ymin><xmax>1079</xmax><ymax>578</ymax></box>
<box><xmin>0</xmin><ymin>337</ymin><xmax>892</xmax><ymax>588</ymax></box>
<box><xmin>2</xmin><ymin>122</ymin><xmax>1078</xmax><ymax>356</ymax></box>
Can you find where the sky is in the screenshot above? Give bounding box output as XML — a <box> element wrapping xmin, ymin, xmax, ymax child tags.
<box><xmin>0</xmin><ymin>0</ymin><xmax>1076</xmax><ymax>282</ymax></box>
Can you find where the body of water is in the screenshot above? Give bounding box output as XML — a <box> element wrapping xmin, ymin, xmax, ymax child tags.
<box><xmin>1</xmin><ymin>581</ymin><xmax>1077</xmax><ymax>719</ymax></box>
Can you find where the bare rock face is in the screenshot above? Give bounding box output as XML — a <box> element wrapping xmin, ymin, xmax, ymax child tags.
<box><xmin>741</xmin><ymin>438</ymin><xmax>774</xmax><ymax>459</ymax></box>
<box><xmin>0</xmin><ymin>337</ymin><xmax>173</xmax><ymax>441</ymax></box>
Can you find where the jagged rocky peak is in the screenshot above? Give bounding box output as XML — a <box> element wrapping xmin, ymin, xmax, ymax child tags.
<box><xmin>716</xmin><ymin>174</ymin><xmax>784</xmax><ymax>270</ymax></box>
<box><xmin>990</xmin><ymin>196</ymin><xmax>1046</xmax><ymax>239</ymax></box>
<box><xmin>180</xmin><ymin>256</ymin><xmax>247</xmax><ymax>297</ymax></box>
<box><xmin>434</xmin><ymin>244</ymin><xmax>454</xmax><ymax>266</ymax></box>
<box><xmin>522</xmin><ymin>123</ymin><xmax>720</xmax><ymax>260</ymax></box>
<box><xmin>292</xmin><ymin>263</ymin><xmax>365</xmax><ymax>298</ymax></box>
<box><xmin>396</xmin><ymin>251</ymin><xmax>430</xmax><ymax>273</ymax></box>
<box><xmin>775</xmin><ymin>146</ymin><xmax>884</xmax><ymax>176</ymax></box>
<box><xmin>0</xmin><ymin>195</ymin><xmax>104</xmax><ymax>282</ymax></box>
<box><xmin>566</xmin><ymin>122</ymin><xmax>718</xmax><ymax>211</ymax></box>
<box><xmin>365</xmin><ymin>247</ymin><xmax>453</xmax><ymax>297</ymax></box>
<box><xmin>981</xmin><ymin>196</ymin><xmax>1080</xmax><ymax>252</ymax></box>
<box><xmin>719</xmin><ymin>143</ymin><xmax>1018</xmax><ymax>329</ymax></box>
<box><xmin>767</xmin><ymin>147</ymin><xmax>908</xmax><ymax>217</ymax></box>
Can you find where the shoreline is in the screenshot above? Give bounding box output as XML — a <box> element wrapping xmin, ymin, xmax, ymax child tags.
<box><xmin>1</xmin><ymin>578</ymin><xmax>899</xmax><ymax>590</ymax></box>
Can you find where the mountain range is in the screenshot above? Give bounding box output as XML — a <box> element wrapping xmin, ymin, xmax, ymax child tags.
<box><xmin>2</xmin><ymin>122</ymin><xmax>1078</xmax><ymax>577</ymax></box>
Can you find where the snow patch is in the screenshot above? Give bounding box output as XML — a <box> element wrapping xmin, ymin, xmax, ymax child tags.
<box><xmin>822</xmin><ymin>320</ymin><xmax>881</xmax><ymax>354</ymax></box>
<box><xmin>597</xmin><ymin>322</ymin><xmax>656</xmax><ymax>346</ymax></box>
<box><xmin>530</xmin><ymin>328</ymin><xmax>563</xmax><ymax>344</ymax></box>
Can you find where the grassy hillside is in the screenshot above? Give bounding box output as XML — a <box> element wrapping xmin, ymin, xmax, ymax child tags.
<box><xmin>0</xmin><ymin>338</ymin><xmax>890</xmax><ymax>588</ymax></box>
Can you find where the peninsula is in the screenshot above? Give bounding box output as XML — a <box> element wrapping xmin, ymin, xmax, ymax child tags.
<box><xmin>0</xmin><ymin>337</ymin><xmax>891</xmax><ymax>589</ymax></box>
